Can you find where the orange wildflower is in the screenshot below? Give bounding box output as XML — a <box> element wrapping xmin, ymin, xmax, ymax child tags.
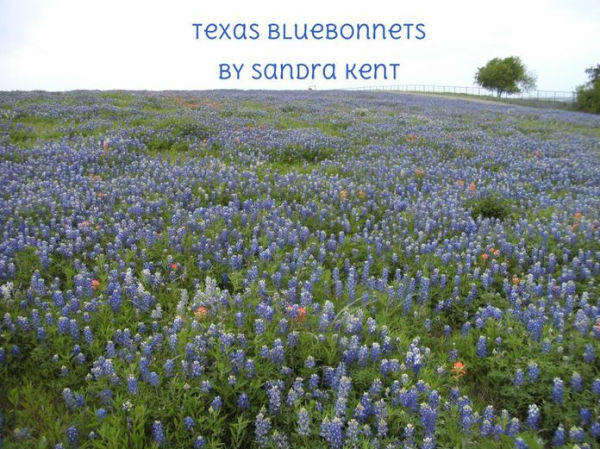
<box><xmin>512</xmin><ymin>275</ymin><xmax>520</xmax><ymax>285</ymax></box>
<box><xmin>534</xmin><ymin>150</ymin><xmax>542</xmax><ymax>158</ymax></box>
<box><xmin>80</xmin><ymin>220</ymin><xmax>90</xmax><ymax>227</ymax></box>
<box><xmin>194</xmin><ymin>306</ymin><xmax>208</xmax><ymax>319</ymax></box>
<box><xmin>414</xmin><ymin>168</ymin><xmax>425</xmax><ymax>177</ymax></box>
<box><xmin>171</xmin><ymin>263</ymin><xmax>178</xmax><ymax>270</ymax></box>
<box><xmin>102</xmin><ymin>140</ymin><xmax>109</xmax><ymax>151</ymax></box>
<box><xmin>451</xmin><ymin>361</ymin><xmax>466</xmax><ymax>379</ymax></box>
<box><xmin>457</xmin><ymin>179</ymin><xmax>465</xmax><ymax>187</ymax></box>
<box><xmin>493</xmin><ymin>249</ymin><xmax>500</xmax><ymax>257</ymax></box>
<box><xmin>481</xmin><ymin>253</ymin><xmax>489</xmax><ymax>261</ymax></box>
<box><xmin>286</xmin><ymin>305</ymin><xmax>307</xmax><ymax>321</ymax></box>
<box><xmin>91</xmin><ymin>279</ymin><xmax>100</xmax><ymax>290</ymax></box>
<box><xmin>573</xmin><ymin>212</ymin><xmax>582</xmax><ymax>220</ymax></box>
<box><xmin>469</xmin><ymin>182</ymin><xmax>476</xmax><ymax>192</ymax></box>
<box><xmin>340</xmin><ymin>189</ymin><xmax>348</xmax><ymax>200</ymax></box>
<box><xmin>297</xmin><ymin>307</ymin><xmax>307</xmax><ymax>320</ymax></box>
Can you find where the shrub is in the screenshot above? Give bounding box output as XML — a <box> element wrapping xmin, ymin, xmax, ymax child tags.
<box><xmin>575</xmin><ymin>64</ymin><xmax>600</xmax><ymax>114</ymax></box>
<box><xmin>467</xmin><ymin>195</ymin><xmax>512</xmax><ymax>220</ymax></box>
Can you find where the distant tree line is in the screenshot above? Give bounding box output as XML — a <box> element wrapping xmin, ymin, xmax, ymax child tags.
<box><xmin>474</xmin><ymin>56</ymin><xmax>599</xmax><ymax>114</ymax></box>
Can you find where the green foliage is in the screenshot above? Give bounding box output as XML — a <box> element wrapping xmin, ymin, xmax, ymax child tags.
<box><xmin>576</xmin><ymin>64</ymin><xmax>600</xmax><ymax>114</ymax></box>
<box><xmin>467</xmin><ymin>195</ymin><xmax>513</xmax><ymax>220</ymax></box>
<box><xmin>475</xmin><ymin>57</ymin><xmax>536</xmax><ymax>97</ymax></box>
<box><xmin>279</xmin><ymin>144</ymin><xmax>335</xmax><ymax>164</ymax></box>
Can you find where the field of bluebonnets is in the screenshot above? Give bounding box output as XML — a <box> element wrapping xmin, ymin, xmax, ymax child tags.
<box><xmin>0</xmin><ymin>90</ymin><xmax>599</xmax><ymax>449</ymax></box>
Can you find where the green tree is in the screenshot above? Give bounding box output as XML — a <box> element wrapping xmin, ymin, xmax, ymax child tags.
<box><xmin>575</xmin><ymin>64</ymin><xmax>600</xmax><ymax>113</ymax></box>
<box><xmin>474</xmin><ymin>56</ymin><xmax>536</xmax><ymax>97</ymax></box>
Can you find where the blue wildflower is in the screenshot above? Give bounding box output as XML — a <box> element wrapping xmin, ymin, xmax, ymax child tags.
<box><xmin>152</xmin><ymin>421</ymin><xmax>166</xmax><ymax>446</ymax></box>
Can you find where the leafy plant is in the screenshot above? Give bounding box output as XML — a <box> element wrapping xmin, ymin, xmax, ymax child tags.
<box><xmin>467</xmin><ymin>195</ymin><xmax>513</xmax><ymax>220</ymax></box>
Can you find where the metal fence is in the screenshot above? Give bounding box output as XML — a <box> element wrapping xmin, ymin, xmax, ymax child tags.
<box><xmin>343</xmin><ymin>84</ymin><xmax>576</xmax><ymax>103</ymax></box>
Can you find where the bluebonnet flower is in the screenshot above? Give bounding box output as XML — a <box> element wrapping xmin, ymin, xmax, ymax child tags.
<box><xmin>526</xmin><ymin>404</ymin><xmax>540</xmax><ymax>429</ymax></box>
<box><xmin>210</xmin><ymin>395</ymin><xmax>222</xmax><ymax>412</ymax></box>
<box><xmin>476</xmin><ymin>336</ymin><xmax>487</xmax><ymax>357</ymax></box>
<box><xmin>305</xmin><ymin>355</ymin><xmax>316</xmax><ymax>369</ymax></box>
<box><xmin>321</xmin><ymin>417</ymin><xmax>343</xmax><ymax>449</ymax></box>
<box><xmin>541</xmin><ymin>338</ymin><xmax>552</xmax><ymax>354</ymax></box>
<box><xmin>420</xmin><ymin>403</ymin><xmax>437</xmax><ymax>436</ymax></box>
<box><xmin>255</xmin><ymin>319</ymin><xmax>266</xmax><ymax>335</ymax></box>
<box><xmin>184</xmin><ymin>416</ymin><xmax>195</xmax><ymax>431</ymax></box>
<box><xmin>552</xmin><ymin>424</ymin><xmax>565</xmax><ymax>447</ymax></box>
<box><xmin>201</xmin><ymin>380</ymin><xmax>212</xmax><ymax>392</ymax></box>
<box><xmin>506</xmin><ymin>417</ymin><xmax>520</xmax><ymax>437</ymax></box>
<box><xmin>480</xmin><ymin>419</ymin><xmax>493</xmax><ymax>437</ymax></box>
<box><xmin>459</xmin><ymin>404</ymin><xmax>477</xmax><ymax>433</ymax></box>
<box><xmin>271</xmin><ymin>339</ymin><xmax>285</xmax><ymax>365</ymax></box>
<box><xmin>579</xmin><ymin>407</ymin><xmax>591</xmax><ymax>425</ymax></box>
<box><xmin>287</xmin><ymin>331</ymin><xmax>299</xmax><ymax>348</ymax></box>
<box><xmin>527</xmin><ymin>362</ymin><xmax>539</xmax><ymax>381</ymax></box>
<box><xmin>590</xmin><ymin>422</ymin><xmax>600</xmax><ymax>438</ymax></box>
<box><xmin>514</xmin><ymin>437</ymin><xmax>529</xmax><ymax>449</ymax></box>
<box><xmin>297</xmin><ymin>408</ymin><xmax>310</xmax><ymax>436</ymax></box>
<box><xmin>66</xmin><ymin>425</ymin><xmax>78</xmax><ymax>447</ymax></box>
<box><xmin>152</xmin><ymin>421</ymin><xmax>166</xmax><ymax>445</ymax></box>
<box><xmin>583</xmin><ymin>344</ymin><xmax>595</xmax><ymax>363</ymax></box>
<box><xmin>403</xmin><ymin>423</ymin><xmax>415</xmax><ymax>447</ymax></box>
<box><xmin>514</xmin><ymin>369</ymin><xmax>524</xmax><ymax>386</ymax></box>
<box><xmin>553</xmin><ymin>378</ymin><xmax>564</xmax><ymax>404</ymax></box>
<box><xmin>83</xmin><ymin>326</ymin><xmax>93</xmax><ymax>344</ymax></box>
<box><xmin>568</xmin><ymin>426</ymin><xmax>584</xmax><ymax>443</ymax></box>
<box><xmin>238</xmin><ymin>393</ymin><xmax>250</xmax><ymax>409</ymax></box>
<box><xmin>592</xmin><ymin>378</ymin><xmax>600</xmax><ymax>395</ymax></box>
<box><xmin>271</xmin><ymin>430</ymin><xmax>289</xmax><ymax>449</ymax></box>
<box><xmin>245</xmin><ymin>359</ymin><xmax>256</xmax><ymax>378</ymax></box>
<box><xmin>267</xmin><ymin>382</ymin><xmax>282</xmax><ymax>414</ymax></box>
<box><xmin>345</xmin><ymin>418</ymin><xmax>359</xmax><ymax>446</ymax></box>
<box><xmin>570</xmin><ymin>372</ymin><xmax>582</xmax><ymax>392</ymax></box>
<box><xmin>62</xmin><ymin>388</ymin><xmax>77</xmax><ymax>411</ymax></box>
<box><xmin>255</xmin><ymin>410</ymin><xmax>271</xmax><ymax>445</ymax></box>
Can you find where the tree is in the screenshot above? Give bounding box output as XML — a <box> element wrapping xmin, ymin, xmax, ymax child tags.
<box><xmin>575</xmin><ymin>64</ymin><xmax>600</xmax><ymax>113</ymax></box>
<box><xmin>474</xmin><ymin>56</ymin><xmax>536</xmax><ymax>97</ymax></box>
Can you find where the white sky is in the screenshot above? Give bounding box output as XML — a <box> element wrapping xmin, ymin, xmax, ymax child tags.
<box><xmin>0</xmin><ymin>0</ymin><xmax>598</xmax><ymax>92</ymax></box>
